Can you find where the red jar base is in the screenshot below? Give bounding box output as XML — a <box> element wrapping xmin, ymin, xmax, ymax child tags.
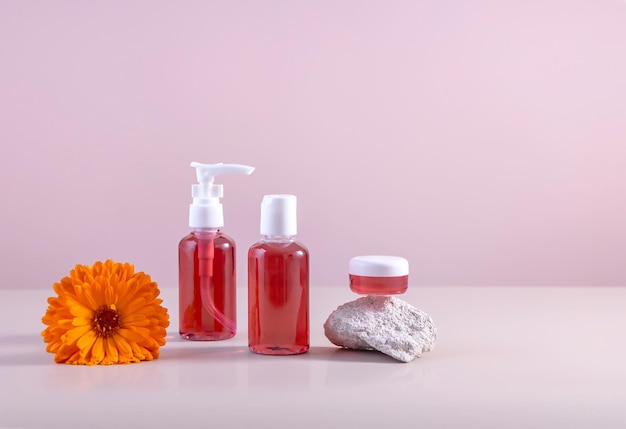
<box><xmin>349</xmin><ymin>274</ymin><xmax>408</xmax><ymax>295</ymax></box>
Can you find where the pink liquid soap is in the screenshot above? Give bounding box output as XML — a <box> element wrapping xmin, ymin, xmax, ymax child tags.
<box><xmin>248</xmin><ymin>240</ymin><xmax>309</xmax><ymax>355</ymax></box>
<box><xmin>179</xmin><ymin>229</ymin><xmax>236</xmax><ymax>341</ymax></box>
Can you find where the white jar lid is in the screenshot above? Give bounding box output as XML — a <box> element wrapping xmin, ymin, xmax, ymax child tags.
<box><xmin>349</xmin><ymin>255</ymin><xmax>409</xmax><ymax>277</ymax></box>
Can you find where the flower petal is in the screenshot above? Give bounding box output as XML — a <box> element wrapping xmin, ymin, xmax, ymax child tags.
<box><xmin>67</xmin><ymin>300</ymin><xmax>93</xmax><ymax>318</ymax></box>
<box><xmin>72</xmin><ymin>317</ymin><xmax>92</xmax><ymax>327</ymax></box>
<box><xmin>112</xmin><ymin>333</ymin><xmax>133</xmax><ymax>357</ymax></box>
<box><xmin>63</xmin><ymin>324</ymin><xmax>92</xmax><ymax>345</ymax></box>
<box><xmin>77</xmin><ymin>331</ymin><xmax>98</xmax><ymax>357</ymax></box>
<box><xmin>104</xmin><ymin>337</ymin><xmax>119</xmax><ymax>363</ymax></box>
<box><xmin>91</xmin><ymin>337</ymin><xmax>105</xmax><ymax>364</ymax></box>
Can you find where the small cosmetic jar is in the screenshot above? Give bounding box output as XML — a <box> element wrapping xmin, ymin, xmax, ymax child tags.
<box><xmin>349</xmin><ymin>255</ymin><xmax>409</xmax><ymax>295</ymax></box>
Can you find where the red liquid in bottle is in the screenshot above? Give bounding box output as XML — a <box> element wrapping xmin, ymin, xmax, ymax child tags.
<box><xmin>248</xmin><ymin>240</ymin><xmax>309</xmax><ymax>355</ymax></box>
<box><xmin>349</xmin><ymin>274</ymin><xmax>408</xmax><ymax>295</ymax></box>
<box><xmin>179</xmin><ymin>229</ymin><xmax>236</xmax><ymax>340</ymax></box>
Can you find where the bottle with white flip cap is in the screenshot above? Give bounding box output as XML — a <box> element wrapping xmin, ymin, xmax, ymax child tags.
<box><xmin>248</xmin><ymin>194</ymin><xmax>310</xmax><ymax>355</ymax></box>
<box><xmin>179</xmin><ymin>162</ymin><xmax>254</xmax><ymax>341</ymax></box>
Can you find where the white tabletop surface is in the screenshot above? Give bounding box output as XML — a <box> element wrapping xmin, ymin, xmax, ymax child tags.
<box><xmin>1</xmin><ymin>285</ymin><xmax>625</xmax><ymax>429</ymax></box>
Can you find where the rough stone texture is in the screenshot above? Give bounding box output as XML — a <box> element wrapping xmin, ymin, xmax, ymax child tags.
<box><xmin>323</xmin><ymin>296</ymin><xmax>437</xmax><ymax>362</ymax></box>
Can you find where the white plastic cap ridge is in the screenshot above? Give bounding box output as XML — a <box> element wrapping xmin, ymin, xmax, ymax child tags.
<box><xmin>349</xmin><ymin>255</ymin><xmax>409</xmax><ymax>277</ymax></box>
<box><xmin>260</xmin><ymin>194</ymin><xmax>297</xmax><ymax>236</ymax></box>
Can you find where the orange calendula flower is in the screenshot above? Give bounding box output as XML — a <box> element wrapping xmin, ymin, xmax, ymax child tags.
<box><xmin>42</xmin><ymin>260</ymin><xmax>170</xmax><ymax>365</ymax></box>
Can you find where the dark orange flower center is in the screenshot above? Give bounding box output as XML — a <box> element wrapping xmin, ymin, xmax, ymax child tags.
<box><xmin>93</xmin><ymin>306</ymin><xmax>121</xmax><ymax>337</ymax></box>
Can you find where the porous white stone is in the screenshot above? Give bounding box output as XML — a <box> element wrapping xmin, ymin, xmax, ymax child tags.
<box><xmin>323</xmin><ymin>296</ymin><xmax>437</xmax><ymax>362</ymax></box>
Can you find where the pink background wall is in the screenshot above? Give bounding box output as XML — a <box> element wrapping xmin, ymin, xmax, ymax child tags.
<box><xmin>1</xmin><ymin>1</ymin><xmax>625</xmax><ymax>290</ymax></box>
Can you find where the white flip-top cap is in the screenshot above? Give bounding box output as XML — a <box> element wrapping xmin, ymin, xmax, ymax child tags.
<box><xmin>260</xmin><ymin>194</ymin><xmax>297</xmax><ymax>236</ymax></box>
<box><xmin>349</xmin><ymin>255</ymin><xmax>409</xmax><ymax>277</ymax></box>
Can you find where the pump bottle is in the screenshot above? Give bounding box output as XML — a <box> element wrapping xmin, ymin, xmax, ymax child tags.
<box><xmin>179</xmin><ymin>162</ymin><xmax>254</xmax><ymax>341</ymax></box>
<box><xmin>248</xmin><ymin>194</ymin><xmax>309</xmax><ymax>355</ymax></box>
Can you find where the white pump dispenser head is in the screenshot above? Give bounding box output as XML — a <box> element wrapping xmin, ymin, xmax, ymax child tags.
<box><xmin>189</xmin><ymin>162</ymin><xmax>255</xmax><ymax>228</ymax></box>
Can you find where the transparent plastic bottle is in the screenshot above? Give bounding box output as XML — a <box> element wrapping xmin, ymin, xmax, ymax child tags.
<box><xmin>178</xmin><ymin>162</ymin><xmax>254</xmax><ymax>341</ymax></box>
<box><xmin>179</xmin><ymin>228</ymin><xmax>236</xmax><ymax>340</ymax></box>
<box><xmin>248</xmin><ymin>194</ymin><xmax>309</xmax><ymax>355</ymax></box>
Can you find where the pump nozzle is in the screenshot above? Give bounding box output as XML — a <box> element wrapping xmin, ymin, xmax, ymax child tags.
<box><xmin>189</xmin><ymin>161</ymin><xmax>255</xmax><ymax>228</ymax></box>
<box><xmin>190</xmin><ymin>162</ymin><xmax>255</xmax><ymax>184</ymax></box>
